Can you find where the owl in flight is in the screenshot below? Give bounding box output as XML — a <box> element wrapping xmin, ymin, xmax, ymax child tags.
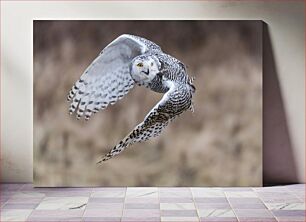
<box><xmin>67</xmin><ymin>34</ymin><xmax>196</xmax><ymax>163</ymax></box>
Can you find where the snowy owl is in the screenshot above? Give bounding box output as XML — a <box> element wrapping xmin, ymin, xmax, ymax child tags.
<box><xmin>67</xmin><ymin>34</ymin><xmax>196</xmax><ymax>163</ymax></box>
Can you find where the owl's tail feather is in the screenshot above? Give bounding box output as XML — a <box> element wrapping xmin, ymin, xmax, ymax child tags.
<box><xmin>96</xmin><ymin>104</ymin><xmax>172</xmax><ymax>164</ymax></box>
<box><xmin>96</xmin><ymin>134</ymin><xmax>134</xmax><ymax>164</ymax></box>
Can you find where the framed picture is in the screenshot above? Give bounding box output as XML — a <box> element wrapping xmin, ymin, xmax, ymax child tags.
<box><xmin>34</xmin><ymin>20</ymin><xmax>262</xmax><ymax>187</ymax></box>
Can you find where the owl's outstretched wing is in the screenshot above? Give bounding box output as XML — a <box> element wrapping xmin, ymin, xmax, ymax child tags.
<box><xmin>67</xmin><ymin>34</ymin><xmax>161</xmax><ymax>120</ymax></box>
<box><xmin>97</xmin><ymin>82</ymin><xmax>192</xmax><ymax>163</ymax></box>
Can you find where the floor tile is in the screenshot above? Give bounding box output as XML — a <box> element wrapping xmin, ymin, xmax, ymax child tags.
<box><xmin>271</xmin><ymin>209</ymin><xmax>305</xmax><ymax>217</ymax></box>
<box><xmin>237</xmin><ymin>218</ymin><xmax>277</xmax><ymax>222</ymax></box>
<box><xmin>7</xmin><ymin>197</ymin><xmax>44</xmax><ymax>204</ymax></box>
<box><xmin>227</xmin><ymin>198</ymin><xmax>262</xmax><ymax>204</ymax></box>
<box><xmin>159</xmin><ymin>187</ymin><xmax>190</xmax><ymax>191</ymax></box>
<box><xmin>1</xmin><ymin>202</ymin><xmax>7</xmax><ymax>208</ymax></box>
<box><xmin>291</xmin><ymin>191</ymin><xmax>305</xmax><ymax>201</ymax></box>
<box><xmin>2</xmin><ymin>203</ymin><xmax>39</xmax><ymax>209</ymax></box>
<box><xmin>86</xmin><ymin>202</ymin><xmax>123</xmax><ymax>209</ymax></box>
<box><xmin>200</xmin><ymin>217</ymin><xmax>238</xmax><ymax>222</ymax></box>
<box><xmin>265</xmin><ymin>202</ymin><xmax>305</xmax><ymax>210</ymax></box>
<box><xmin>1</xmin><ymin>209</ymin><xmax>32</xmax><ymax>221</ymax></box>
<box><xmin>89</xmin><ymin>197</ymin><xmax>125</xmax><ymax>203</ymax></box>
<box><xmin>276</xmin><ymin>218</ymin><xmax>305</xmax><ymax>222</ymax></box>
<box><xmin>225</xmin><ymin>191</ymin><xmax>258</xmax><ymax>198</ymax></box>
<box><xmin>125</xmin><ymin>198</ymin><xmax>159</xmax><ymax>203</ymax></box>
<box><xmin>222</xmin><ymin>187</ymin><xmax>253</xmax><ymax>192</ymax></box>
<box><xmin>160</xmin><ymin>203</ymin><xmax>196</xmax><ymax>210</ymax></box>
<box><xmin>123</xmin><ymin>217</ymin><xmax>161</xmax><ymax>221</ymax></box>
<box><xmin>234</xmin><ymin>209</ymin><xmax>274</xmax><ymax>218</ymax></box>
<box><xmin>195</xmin><ymin>197</ymin><xmax>228</xmax><ymax>203</ymax></box>
<box><xmin>257</xmin><ymin>192</ymin><xmax>300</xmax><ymax>203</ymax></box>
<box><xmin>11</xmin><ymin>191</ymin><xmax>45</xmax><ymax>198</ymax></box>
<box><xmin>36</xmin><ymin>196</ymin><xmax>88</xmax><ymax>210</ymax></box>
<box><xmin>230</xmin><ymin>203</ymin><xmax>266</xmax><ymax>209</ymax></box>
<box><xmin>125</xmin><ymin>203</ymin><xmax>160</xmax><ymax>209</ymax></box>
<box><xmin>159</xmin><ymin>188</ymin><xmax>192</xmax><ymax>197</ymax></box>
<box><xmin>160</xmin><ymin>197</ymin><xmax>194</xmax><ymax>203</ymax></box>
<box><xmin>122</xmin><ymin>209</ymin><xmax>160</xmax><ymax>217</ymax></box>
<box><xmin>256</xmin><ymin>191</ymin><xmax>292</xmax><ymax>197</ymax></box>
<box><xmin>91</xmin><ymin>187</ymin><xmax>126</xmax><ymax>191</ymax></box>
<box><xmin>253</xmin><ymin>186</ymin><xmax>290</xmax><ymax>192</ymax></box>
<box><xmin>161</xmin><ymin>209</ymin><xmax>198</xmax><ymax>217</ymax></box>
<box><xmin>91</xmin><ymin>190</ymin><xmax>125</xmax><ymax>198</ymax></box>
<box><xmin>196</xmin><ymin>203</ymin><xmax>231</xmax><ymax>209</ymax></box>
<box><xmin>261</xmin><ymin>198</ymin><xmax>302</xmax><ymax>204</ymax></box>
<box><xmin>191</xmin><ymin>188</ymin><xmax>225</xmax><ymax>197</ymax></box>
<box><xmin>42</xmin><ymin>191</ymin><xmax>91</xmax><ymax>197</ymax></box>
<box><xmin>126</xmin><ymin>187</ymin><xmax>158</xmax><ymax>198</ymax></box>
<box><xmin>162</xmin><ymin>217</ymin><xmax>199</xmax><ymax>221</ymax></box>
<box><xmin>29</xmin><ymin>209</ymin><xmax>84</xmax><ymax>217</ymax></box>
<box><xmin>285</xmin><ymin>184</ymin><xmax>305</xmax><ymax>190</ymax></box>
<box><xmin>198</xmin><ymin>209</ymin><xmax>235</xmax><ymax>217</ymax></box>
<box><xmin>83</xmin><ymin>217</ymin><xmax>121</xmax><ymax>222</ymax></box>
<box><xmin>83</xmin><ymin>208</ymin><xmax>123</xmax><ymax>217</ymax></box>
<box><xmin>1</xmin><ymin>196</ymin><xmax>11</xmax><ymax>205</ymax></box>
<box><xmin>36</xmin><ymin>187</ymin><xmax>92</xmax><ymax>191</ymax></box>
<box><xmin>27</xmin><ymin>216</ymin><xmax>83</xmax><ymax>221</ymax></box>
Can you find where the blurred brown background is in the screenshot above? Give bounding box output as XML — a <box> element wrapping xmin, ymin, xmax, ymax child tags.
<box><xmin>33</xmin><ymin>21</ymin><xmax>262</xmax><ymax>187</ymax></box>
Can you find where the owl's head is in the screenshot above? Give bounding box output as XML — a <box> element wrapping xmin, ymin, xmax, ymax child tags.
<box><xmin>130</xmin><ymin>55</ymin><xmax>161</xmax><ymax>84</ymax></box>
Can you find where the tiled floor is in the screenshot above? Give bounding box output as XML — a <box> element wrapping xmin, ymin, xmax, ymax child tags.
<box><xmin>0</xmin><ymin>184</ymin><xmax>304</xmax><ymax>222</ymax></box>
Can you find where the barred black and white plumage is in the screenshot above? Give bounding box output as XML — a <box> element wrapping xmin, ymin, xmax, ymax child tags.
<box><xmin>67</xmin><ymin>34</ymin><xmax>196</xmax><ymax>163</ymax></box>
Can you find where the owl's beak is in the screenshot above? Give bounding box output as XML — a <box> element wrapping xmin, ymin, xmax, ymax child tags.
<box><xmin>142</xmin><ymin>69</ymin><xmax>150</xmax><ymax>75</ymax></box>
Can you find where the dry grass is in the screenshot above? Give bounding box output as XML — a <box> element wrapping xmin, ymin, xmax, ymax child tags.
<box><xmin>34</xmin><ymin>21</ymin><xmax>262</xmax><ymax>186</ymax></box>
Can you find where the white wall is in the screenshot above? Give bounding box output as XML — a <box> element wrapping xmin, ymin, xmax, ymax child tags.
<box><xmin>1</xmin><ymin>1</ymin><xmax>304</xmax><ymax>183</ymax></box>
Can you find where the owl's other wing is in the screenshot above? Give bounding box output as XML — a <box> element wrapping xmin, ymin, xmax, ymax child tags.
<box><xmin>97</xmin><ymin>82</ymin><xmax>192</xmax><ymax>163</ymax></box>
<box><xmin>67</xmin><ymin>34</ymin><xmax>159</xmax><ymax>120</ymax></box>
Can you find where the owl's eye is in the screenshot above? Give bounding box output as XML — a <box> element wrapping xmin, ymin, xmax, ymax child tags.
<box><xmin>151</xmin><ymin>62</ymin><xmax>154</xmax><ymax>66</ymax></box>
<box><xmin>137</xmin><ymin>63</ymin><xmax>143</xmax><ymax>67</ymax></box>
